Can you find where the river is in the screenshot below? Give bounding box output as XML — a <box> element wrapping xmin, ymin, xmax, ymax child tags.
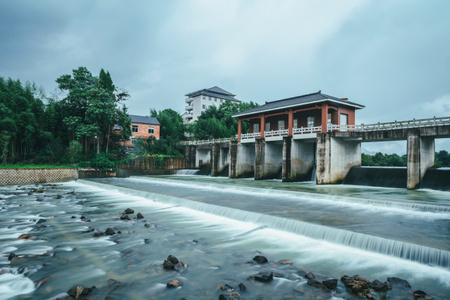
<box><xmin>1</xmin><ymin>175</ymin><xmax>449</xmax><ymax>299</ymax></box>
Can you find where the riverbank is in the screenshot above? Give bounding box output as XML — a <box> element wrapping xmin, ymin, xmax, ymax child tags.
<box><xmin>1</xmin><ymin>179</ymin><xmax>448</xmax><ymax>299</ymax></box>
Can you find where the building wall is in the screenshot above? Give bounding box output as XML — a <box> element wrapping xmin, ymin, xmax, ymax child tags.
<box><xmin>123</xmin><ymin>123</ymin><xmax>160</xmax><ymax>147</ymax></box>
<box><xmin>185</xmin><ymin>94</ymin><xmax>239</xmax><ymax>123</ymax></box>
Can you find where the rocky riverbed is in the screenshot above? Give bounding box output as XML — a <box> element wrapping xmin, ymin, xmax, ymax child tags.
<box><xmin>0</xmin><ymin>182</ymin><xmax>447</xmax><ymax>299</ymax></box>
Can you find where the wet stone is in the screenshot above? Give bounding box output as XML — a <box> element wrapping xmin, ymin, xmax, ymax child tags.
<box><xmin>120</xmin><ymin>213</ymin><xmax>130</xmax><ymax>220</ymax></box>
<box><xmin>387</xmin><ymin>277</ymin><xmax>411</xmax><ymax>289</ymax></box>
<box><xmin>305</xmin><ymin>272</ymin><xmax>315</xmax><ymax>279</ymax></box>
<box><xmin>93</xmin><ymin>231</ymin><xmax>104</xmax><ymax>237</ymax></box>
<box><xmin>253</xmin><ymin>255</ymin><xmax>268</xmax><ymax>264</ymax></box>
<box><xmin>123</xmin><ymin>208</ymin><xmax>134</xmax><ymax>214</ymax></box>
<box><xmin>8</xmin><ymin>252</ymin><xmax>17</xmax><ymax>261</ymax></box>
<box><xmin>219</xmin><ymin>292</ymin><xmax>241</xmax><ymax>300</ymax></box>
<box><xmin>136</xmin><ymin>212</ymin><xmax>144</xmax><ymax>219</ymax></box>
<box><xmin>370</xmin><ymin>279</ymin><xmax>388</xmax><ymax>292</ymax></box>
<box><xmin>238</xmin><ymin>283</ymin><xmax>246</xmax><ymax>291</ymax></box>
<box><xmin>322</xmin><ymin>279</ymin><xmax>338</xmax><ymax>290</ymax></box>
<box><xmin>105</xmin><ymin>227</ymin><xmax>116</xmax><ymax>235</ymax></box>
<box><xmin>307</xmin><ymin>279</ymin><xmax>324</xmax><ymax>289</ymax></box>
<box><xmin>251</xmin><ymin>271</ymin><xmax>273</xmax><ymax>282</ymax></box>
<box><xmin>36</xmin><ymin>219</ymin><xmax>46</xmax><ymax>224</ymax></box>
<box><xmin>167</xmin><ymin>279</ymin><xmax>183</xmax><ymax>288</ymax></box>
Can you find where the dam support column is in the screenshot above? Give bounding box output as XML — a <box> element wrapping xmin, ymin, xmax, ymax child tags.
<box><xmin>233</xmin><ymin>142</ymin><xmax>256</xmax><ymax>178</ymax></box>
<box><xmin>254</xmin><ymin>138</ymin><xmax>265</xmax><ymax>180</ymax></box>
<box><xmin>184</xmin><ymin>145</ymin><xmax>197</xmax><ymax>169</ymax></box>
<box><xmin>211</xmin><ymin>143</ymin><xmax>220</xmax><ymax>177</ymax></box>
<box><xmin>282</xmin><ymin>136</ymin><xmax>292</xmax><ymax>182</ymax></box>
<box><xmin>229</xmin><ymin>140</ymin><xmax>238</xmax><ymax>178</ymax></box>
<box><xmin>407</xmin><ymin>129</ymin><xmax>435</xmax><ymax>189</ymax></box>
<box><xmin>316</xmin><ymin>133</ymin><xmax>361</xmax><ymax>184</ymax></box>
<box><xmin>290</xmin><ymin>139</ymin><xmax>316</xmax><ymax>181</ymax></box>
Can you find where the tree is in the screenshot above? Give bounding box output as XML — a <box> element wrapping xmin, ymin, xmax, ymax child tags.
<box><xmin>56</xmin><ymin>67</ymin><xmax>131</xmax><ymax>155</ymax></box>
<box><xmin>192</xmin><ymin>100</ymin><xmax>259</xmax><ymax>140</ymax></box>
<box><xmin>146</xmin><ymin>109</ymin><xmax>186</xmax><ymax>155</ymax></box>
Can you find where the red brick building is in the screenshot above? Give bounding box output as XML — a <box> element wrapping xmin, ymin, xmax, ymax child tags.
<box><xmin>115</xmin><ymin>115</ymin><xmax>160</xmax><ymax>147</ymax></box>
<box><xmin>233</xmin><ymin>91</ymin><xmax>364</xmax><ymax>141</ymax></box>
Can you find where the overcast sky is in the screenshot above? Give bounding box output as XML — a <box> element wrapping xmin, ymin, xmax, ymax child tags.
<box><xmin>1</xmin><ymin>0</ymin><xmax>449</xmax><ymax>153</ymax></box>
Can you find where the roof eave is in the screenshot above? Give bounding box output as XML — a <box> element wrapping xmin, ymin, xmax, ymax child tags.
<box><xmin>232</xmin><ymin>99</ymin><xmax>364</xmax><ymax>118</ymax></box>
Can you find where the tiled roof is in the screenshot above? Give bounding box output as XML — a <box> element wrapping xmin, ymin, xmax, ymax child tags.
<box><xmin>232</xmin><ymin>91</ymin><xmax>364</xmax><ymax>118</ymax></box>
<box><xmin>185</xmin><ymin>86</ymin><xmax>240</xmax><ymax>102</ymax></box>
<box><xmin>130</xmin><ymin>115</ymin><xmax>160</xmax><ymax>125</ymax></box>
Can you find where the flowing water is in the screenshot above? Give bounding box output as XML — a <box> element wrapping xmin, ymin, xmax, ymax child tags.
<box><xmin>0</xmin><ymin>175</ymin><xmax>449</xmax><ymax>299</ymax></box>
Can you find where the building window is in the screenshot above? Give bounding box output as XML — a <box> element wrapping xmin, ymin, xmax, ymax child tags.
<box><xmin>265</xmin><ymin>122</ymin><xmax>270</xmax><ymax>132</ymax></box>
<box><xmin>278</xmin><ymin>120</ymin><xmax>285</xmax><ymax>130</ymax></box>
<box><xmin>220</xmin><ymin>99</ymin><xmax>223</xmax><ymax>103</ymax></box>
<box><xmin>114</xmin><ymin>124</ymin><xmax>121</xmax><ymax>132</ymax></box>
<box><xmin>307</xmin><ymin>116</ymin><xmax>315</xmax><ymax>128</ymax></box>
<box><xmin>209</xmin><ymin>97</ymin><xmax>211</xmax><ymax>101</ymax></box>
<box><xmin>148</xmin><ymin>126</ymin><xmax>154</xmax><ymax>134</ymax></box>
<box><xmin>293</xmin><ymin>119</ymin><xmax>298</xmax><ymax>129</ymax></box>
<box><xmin>131</xmin><ymin>137</ymin><xmax>136</xmax><ymax>144</ymax></box>
<box><xmin>253</xmin><ymin>123</ymin><xmax>260</xmax><ymax>133</ymax></box>
<box><xmin>214</xmin><ymin>97</ymin><xmax>217</xmax><ymax>102</ymax></box>
<box><xmin>202</xmin><ymin>104</ymin><xmax>206</xmax><ymax>109</ymax></box>
<box><xmin>328</xmin><ymin>113</ymin><xmax>332</xmax><ymax>124</ymax></box>
<box><xmin>132</xmin><ymin>125</ymin><xmax>138</xmax><ymax>132</ymax></box>
<box><xmin>203</xmin><ymin>96</ymin><xmax>205</xmax><ymax>99</ymax></box>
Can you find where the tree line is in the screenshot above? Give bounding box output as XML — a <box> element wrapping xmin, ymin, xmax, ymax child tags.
<box><xmin>0</xmin><ymin>67</ymin><xmax>132</xmax><ymax>165</ymax></box>
<box><xmin>362</xmin><ymin>150</ymin><xmax>450</xmax><ymax>167</ymax></box>
<box><xmin>0</xmin><ymin>67</ymin><xmax>259</xmax><ymax>166</ymax></box>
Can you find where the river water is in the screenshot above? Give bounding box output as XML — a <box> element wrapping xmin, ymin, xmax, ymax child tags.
<box><xmin>0</xmin><ymin>175</ymin><xmax>449</xmax><ymax>299</ymax></box>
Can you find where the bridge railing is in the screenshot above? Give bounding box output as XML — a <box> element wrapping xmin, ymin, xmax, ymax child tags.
<box><xmin>181</xmin><ymin>137</ymin><xmax>235</xmax><ymax>146</ymax></box>
<box><xmin>330</xmin><ymin>116</ymin><xmax>450</xmax><ymax>132</ymax></box>
<box><xmin>264</xmin><ymin>129</ymin><xmax>289</xmax><ymax>137</ymax></box>
<box><xmin>242</xmin><ymin>132</ymin><xmax>261</xmax><ymax>139</ymax></box>
<box><xmin>293</xmin><ymin>126</ymin><xmax>322</xmax><ymax>134</ymax></box>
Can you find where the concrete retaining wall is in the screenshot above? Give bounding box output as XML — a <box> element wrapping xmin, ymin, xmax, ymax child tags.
<box><xmin>0</xmin><ymin>168</ymin><xmax>78</xmax><ymax>186</ymax></box>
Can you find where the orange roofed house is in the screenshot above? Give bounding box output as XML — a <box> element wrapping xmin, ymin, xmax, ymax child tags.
<box><xmin>114</xmin><ymin>115</ymin><xmax>160</xmax><ymax>147</ymax></box>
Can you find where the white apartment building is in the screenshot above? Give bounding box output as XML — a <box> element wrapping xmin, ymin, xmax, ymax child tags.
<box><xmin>183</xmin><ymin>86</ymin><xmax>241</xmax><ymax>123</ymax></box>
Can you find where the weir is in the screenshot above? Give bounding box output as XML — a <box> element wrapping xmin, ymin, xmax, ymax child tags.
<box><xmin>182</xmin><ymin>116</ymin><xmax>450</xmax><ymax>189</ymax></box>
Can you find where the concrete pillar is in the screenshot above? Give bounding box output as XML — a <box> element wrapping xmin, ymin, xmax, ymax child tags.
<box><xmin>282</xmin><ymin>136</ymin><xmax>292</xmax><ymax>182</ymax></box>
<box><xmin>254</xmin><ymin>138</ymin><xmax>265</xmax><ymax>180</ymax></box>
<box><xmin>316</xmin><ymin>133</ymin><xmax>361</xmax><ymax>184</ymax></box>
<box><xmin>184</xmin><ymin>145</ymin><xmax>197</xmax><ymax>169</ymax></box>
<box><xmin>407</xmin><ymin>129</ymin><xmax>435</xmax><ymax>189</ymax></box>
<box><xmin>234</xmin><ymin>142</ymin><xmax>256</xmax><ymax>178</ymax></box>
<box><xmin>229</xmin><ymin>140</ymin><xmax>238</xmax><ymax>178</ymax></box>
<box><xmin>211</xmin><ymin>144</ymin><xmax>220</xmax><ymax>177</ymax></box>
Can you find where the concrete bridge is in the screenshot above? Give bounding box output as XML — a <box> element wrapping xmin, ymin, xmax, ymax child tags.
<box><xmin>183</xmin><ymin>116</ymin><xmax>450</xmax><ymax>189</ymax></box>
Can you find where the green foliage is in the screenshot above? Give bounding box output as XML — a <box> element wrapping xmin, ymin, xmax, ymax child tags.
<box><xmin>145</xmin><ymin>109</ymin><xmax>186</xmax><ymax>156</ymax></box>
<box><xmin>67</xmin><ymin>140</ymin><xmax>83</xmax><ymax>163</ymax></box>
<box><xmin>192</xmin><ymin>100</ymin><xmax>259</xmax><ymax>140</ymax></box>
<box><xmin>435</xmin><ymin>150</ymin><xmax>450</xmax><ymax>167</ymax></box>
<box><xmin>88</xmin><ymin>153</ymin><xmax>116</xmax><ymax>170</ymax></box>
<box><xmin>361</xmin><ymin>152</ymin><xmax>407</xmax><ymax>167</ymax></box>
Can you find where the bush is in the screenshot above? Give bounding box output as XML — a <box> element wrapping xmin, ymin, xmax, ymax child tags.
<box><xmin>89</xmin><ymin>153</ymin><xmax>116</xmax><ymax>170</ymax></box>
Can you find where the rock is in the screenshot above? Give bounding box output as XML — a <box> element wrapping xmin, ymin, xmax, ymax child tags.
<box><xmin>124</xmin><ymin>208</ymin><xmax>134</xmax><ymax>214</ymax></box>
<box><xmin>307</xmin><ymin>279</ymin><xmax>324</xmax><ymax>289</ymax></box>
<box><xmin>18</xmin><ymin>234</ymin><xmax>31</xmax><ymax>239</ymax></box>
<box><xmin>173</xmin><ymin>263</ymin><xmax>183</xmax><ymax>271</ymax></box>
<box><xmin>53</xmin><ymin>194</ymin><xmax>62</xmax><ymax>199</ymax></box>
<box><xmin>167</xmin><ymin>255</ymin><xmax>179</xmax><ymax>264</ymax></box>
<box><xmin>322</xmin><ymin>279</ymin><xmax>338</xmax><ymax>290</ymax></box>
<box><xmin>8</xmin><ymin>252</ymin><xmax>17</xmax><ymax>261</ymax></box>
<box><xmin>93</xmin><ymin>231</ymin><xmax>104</xmax><ymax>237</ymax></box>
<box><xmin>370</xmin><ymin>279</ymin><xmax>388</xmax><ymax>292</ymax></box>
<box><xmin>305</xmin><ymin>272</ymin><xmax>315</xmax><ymax>279</ymax></box>
<box><xmin>167</xmin><ymin>279</ymin><xmax>183</xmax><ymax>288</ymax></box>
<box><xmin>36</xmin><ymin>219</ymin><xmax>46</xmax><ymax>224</ymax></box>
<box><xmin>278</xmin><ymin>259</ymin><xmax>292</xmax><ymax>265</ymax></box>
<box><xmin>341</xmin><ymin>275</ymin><xmax>370</xmax><ymax>295</ymax></box>
<box><xmin>163</xmin><ymin>260</ymin><xmax>175</xmax><ymax>269</ymax></box>
<box><xmin>137</xmin><ymin>212</ymin><xmax>144</xmax><ymax>219</ymax></box>
<box><xmin>250</xmin><ymin>271</ymin><xmax>273</xmax><ymax>282</ymax></box>
<box><xmin>413</xmin><ymin>290</ymin><xmax>427</xmax><ymax>299</ymax></box>
<box><xmin>387</xmin><ymin>277</ymin><xmax>411</xmax><ymax>288</ymax></box>
<box><xmin>120</xmin><ymin>213</ymin><xmax>130</xmax><ymax>220</ymax></box>
<box><xmin>36</xmin><ymin>198</ymin><xmax>43</xmax><ymax>202</ymax></box>
<box><xmin>238</xmin><ymin>283</ymin><xmax>246</xmax><ymax>291</ymax></box>
<box><xmin>219</xmin><ymin>292</ymin><xmax>241</xmax><ymax>300</ymax></box>
<box><xmin>105</xmin><ymin>227</ymin><xmax>116</xmax><ymax>235</ymax></box>
<box><xmin>67</xmin><ymin>285</ymin><xmax>96</xmax><ymax>298</ymax></box>
<box><xmin>253</xmin><ymin>255</ymin><xmax>268</xmax><ymax>264</ymax></box>
<box><xmin>219</xmin><ymin>283</ymin><xmax>234</xmax><ymax>291</ymax></box>
<box><xmin>144</xmin><ymin>239</ymin><xmax>151</xmax><ymax>244</ymax></box>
